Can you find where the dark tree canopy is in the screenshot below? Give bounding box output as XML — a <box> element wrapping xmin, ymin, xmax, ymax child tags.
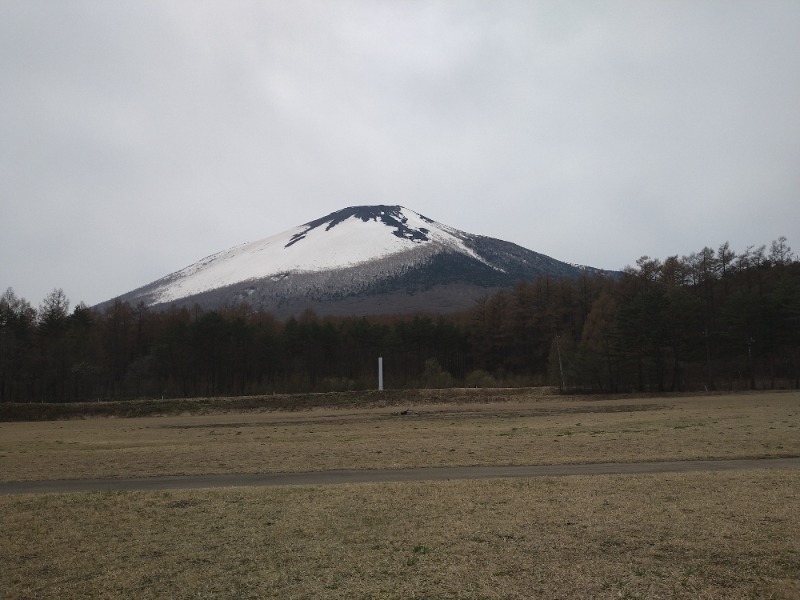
<box><xmin>1</xmin><ymin>238</ymin><xmax>798</xmax><ymax>403</ymax></box>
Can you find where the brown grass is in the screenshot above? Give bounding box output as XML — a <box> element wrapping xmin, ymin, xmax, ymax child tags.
<box><xmin>1</xmin><ymin>390</ymin><xmax>799</xmax><ymax>599</ymax></box>
<box><xmin>0</xmin><ymin>387</ymin><xmax>547</xmax><ymax>422</ymax></box>
<box><xmin>1</xmin><ymin>391</ymin><xmax>798</xmax><ymax>482</ymax></box>
<box><xmin>2</xmin><ymin>471</ymin><xmax>799</xmax><ymax>599</ymax></box>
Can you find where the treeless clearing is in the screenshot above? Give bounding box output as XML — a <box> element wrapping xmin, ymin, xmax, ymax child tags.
<box><xmin>1</xmin><ymin>390</ymin><xmax>798</xmax><ymax>599</ymax></box>
<box><xmin>1</xmin><ymin>391</ymin><xmax>798</xmax><ymax>482</ymax></box>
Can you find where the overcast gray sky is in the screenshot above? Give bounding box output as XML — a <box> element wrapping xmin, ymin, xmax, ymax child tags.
<box><xmin>2</xmin><ymin>1</ymin><xmax>799</xmax><ymax>307</ymax></box>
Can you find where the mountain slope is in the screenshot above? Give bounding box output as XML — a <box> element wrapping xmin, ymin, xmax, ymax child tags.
<box><xmin>103</xmin><ymin>206</ymin><xmax>612</xmax><ymax>317</ymax></box>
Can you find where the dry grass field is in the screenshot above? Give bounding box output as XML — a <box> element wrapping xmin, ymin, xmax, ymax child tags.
<box><xmin>1</xmin><ymin>390</ymin><xmax>799</xmax><ymax>598</ymax></box>
<box><xmin>1</xmin><ymin>391</ymin><xmax>798</xmax><ymax>482</ymax></box>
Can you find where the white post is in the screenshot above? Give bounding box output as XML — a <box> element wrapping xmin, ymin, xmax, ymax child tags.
<box><xmin>556</xmin><ymin>336</ymin><xmax>565</xmax><ymax>392</ymax></box>
<box><xmin>378</xmin><ymin>356</ymin><xmax>384</xmax><ymax>391</ymax></box>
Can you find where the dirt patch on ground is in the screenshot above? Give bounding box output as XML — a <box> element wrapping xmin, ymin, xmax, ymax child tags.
<box><xmin>3</xmin><ymin>457</ymin><xmax>798</xmax><ymax>495</ymax></box>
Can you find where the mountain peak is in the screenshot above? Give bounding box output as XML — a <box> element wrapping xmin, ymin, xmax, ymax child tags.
<box><xmin>101</xmin><ymin>205</ymin><xmax>613</xmax><ymax>317</ymax></box>
<box><xmin>286</xmin><ymin>205</ymin><xmax>433</xmax><ymax>248</ymax></box>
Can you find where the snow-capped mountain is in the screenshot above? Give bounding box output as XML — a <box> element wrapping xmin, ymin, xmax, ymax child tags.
<box><xmin>103</xmin><ymin>206</ymin><xmax>612</xmax><ymax>317</ymax></box>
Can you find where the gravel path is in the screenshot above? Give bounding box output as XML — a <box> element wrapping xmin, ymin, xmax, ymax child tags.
<box><xmin>2</xmin><ymin>457</ymin><xmax>798</xmax><ymax>495</ymax></box>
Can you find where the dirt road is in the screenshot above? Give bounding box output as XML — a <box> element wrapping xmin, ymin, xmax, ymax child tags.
<box><xmin>2</xmin><ymin>457</ymin><xmax>798</xmax><ymax>495</ymax></box>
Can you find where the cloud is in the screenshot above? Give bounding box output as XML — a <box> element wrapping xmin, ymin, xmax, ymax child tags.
<box><xmin>1</xmin><ymin>1</ymin><xmax>799</xmax><ymax>306</ymax></box>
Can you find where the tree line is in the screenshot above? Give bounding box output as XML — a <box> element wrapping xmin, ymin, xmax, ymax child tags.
<box><xmin>1</xmin><ymin>237</ymin><xmax>798</xmax><ymax>402</ymax></box>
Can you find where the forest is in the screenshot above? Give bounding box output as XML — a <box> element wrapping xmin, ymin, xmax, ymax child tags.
<box><xmin>1</xmin><ymin>237</ymin><xmax>798</xmax><ymax>402</ymax></box>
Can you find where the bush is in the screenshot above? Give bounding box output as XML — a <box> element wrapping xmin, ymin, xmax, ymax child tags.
<box><xmin>419</xmin><ymin>358</ymin><xmax>455</xmax><ymax>389</ymax></box>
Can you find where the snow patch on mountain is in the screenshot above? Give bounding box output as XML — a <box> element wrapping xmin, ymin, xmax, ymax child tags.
<box><xmin>98</xmin><ymin>204</ymin><xmax>618</xmax><ymax>317</ymax></box>
<box><xmin>150</xmin><ymin>206</ymin><xmax>491</xmax><ymax>304</ymax></box>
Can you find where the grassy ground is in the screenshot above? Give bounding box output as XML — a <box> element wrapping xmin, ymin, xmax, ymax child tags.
<box><xmin>1</xmin><ymin>391</ymin><xmax>798</xmax><ymax>482</ymax></box>
<box><xmin>0</xmin><ymin>387</ymin><xmax>541</xmax><ymax>422</ymax></box>
<box><xmin>1</xmin><ymin>390</ymin><xmax>799</xmax><ymax>599</ymax></box>
<box><xmin>2</xmin><ymin>471</ymin><xmax>799</xmax><ymax>599</ymax></box>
